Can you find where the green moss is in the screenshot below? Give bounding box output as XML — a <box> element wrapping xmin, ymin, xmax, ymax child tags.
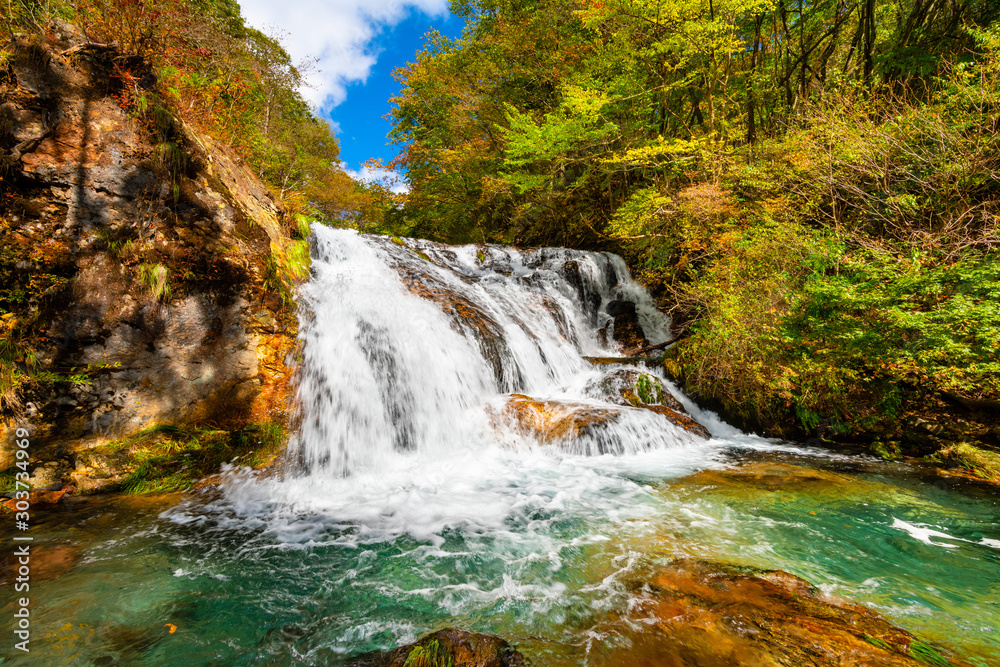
<box><xmin>294</xmin><ymin>214</ymin><xmax>313</xmax><ymax>239</ymax></box>
<box><xmin>93</xmin><ymin>420</ymin><xmax>288</xmax><ymax>495</ymax></box>
<box><xmin>402</xmin><ymin>640</ymin><xmax>453</xmax><ymax>667</ymax></box>
<box><xmin>621</xmin><ymin>388</ymin><xmax>641</xmax><ymax>407</ymax></box>
<box><xmin>926</xmin><ymin>443</ymin><xmax>1000</xmax><ymax>483</ymax></box>
<box><xmin>287</xmin><ymin>239</ymin><xmax>312</xmax><ymax>280</ymax></box>
<box><xmin>264</xmin><ymin>240</ymin><xmax>312</xmax><ymax>306</ymax></box>
<box><xmin>871</xmin><ymin>439</ymin><xmax>903</xmax><ymax>461</ymax></box>
<box><xmin>634</xmin><ymin>373</ymin><xmax>664</xmax><ymax>405</ymax></box>
<box><xmin>391</xmin><ymin>236</ymin><xmax>431</xmax><ymax>261</ymax></box>
<box><xmin>862</xmin><ymin>634</ymin><xmax>892</xmax><ymax>651</ymax></box>
<box><xmin>908</xmin><ymin>641</ymin><xmax>952</xmax><ymax>666</ymax></box>
<box><xmin>0</xmin><ymin>329</ymin><xmax>36</xmax><ymax>413</ymax></box>
<box><xmin>0</xmin><ymin>467</ymin><xmax>17</xmax><ymax>494</ymax></box>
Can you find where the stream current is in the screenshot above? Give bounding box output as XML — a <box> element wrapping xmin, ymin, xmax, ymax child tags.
<box><xmin>3</xmin><ymin>226</ymin><xmax>998</xmax><ymax>665</ymax></box>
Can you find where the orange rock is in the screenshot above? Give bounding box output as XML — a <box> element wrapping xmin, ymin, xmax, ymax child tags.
<box><xmin>587</xmin><ymin>559</ymin><xmax>961</xmax><ymax>667</ymax></box>
<box><xmin>505</xmin><ymin>394</ymin><xmax>620</xmax><ymax>444</ymax></box>
<box><xmin>639</xmin><ymin>404</ymin><xmax>711</xmax><ymax>439</ymax></box>
<box><xmin>2</xmin><ymin>485</ymin><xmax>72</xmax><ymax>512</ymax></box>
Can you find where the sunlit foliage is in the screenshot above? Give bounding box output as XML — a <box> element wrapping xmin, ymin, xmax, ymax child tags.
<box><xmin>388</xmin><ymin>0</ymin><xmax>1000</xmax><ymax>439</ymax></box>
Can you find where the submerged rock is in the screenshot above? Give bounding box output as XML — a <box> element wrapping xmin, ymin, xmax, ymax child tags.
<box><xmin>2</xmin><ymin>485</ymin><xmax>72</xmax><ymax>511</ymax></box>
<box><xmin>347</xmin><ymin>628</ymin><xmax>525</xmax><ymax>667</ymax></box>
<box><xmin>675</xmin><ymin>460</ymin><xmax>906</xmax><ymax>505</ymax></box>
<box><xmin>589</xmin><ymin>558</ymin><xmax>958</xmax><ymax>666</ymax></box>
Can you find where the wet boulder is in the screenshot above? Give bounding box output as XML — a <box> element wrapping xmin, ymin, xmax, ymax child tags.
<box><xmin>347</xmin><ymin>628</ymin><xmax>525</xmax><ymax>667</ymax></box>
<box><xmin>395</xmin><ymin>268</ymin><xmax>524</xmax><ymax>392</ymax></box>
<box><xmin>591</xmin><ymin>369</ymin><xmax>710</xmax><ymax>439</ymax></box>
<box><xmin>595</xmin><ymin>369</ymin><xmax>683</xmax><ymax>412</ymax></box>
<box><xmin>504</xmin><ymin>394</ymin><xmax>621</xmax><ymax>450</ymax></box>
<box><xmin>604</xmin><ymin>300</ymin><xmax>650</xmax><ymax>354</ymax></box>
<box><xmin>501</xmin><ymin>392</ymin><xmax>709</xmax><ymax>451</ymax></box>
<box><xmin>588</xmin><ymin>558</ymin><xmax>958</xmax><ymax>666</ymax></box>
<box><xmin>0</xmin><ymin>543</ymin><xmax>81</xmax><ymax>583</ymax></box>
<box><xmin>560</xmin><ymin>260</ymin><xmax>601</xmax><ymax>323</ymax></box>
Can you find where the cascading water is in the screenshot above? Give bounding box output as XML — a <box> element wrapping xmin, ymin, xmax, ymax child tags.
<box><xmin>291</xmin><ymin>226</ymin><xmax>703</xmax><ymax>479</ymax></box>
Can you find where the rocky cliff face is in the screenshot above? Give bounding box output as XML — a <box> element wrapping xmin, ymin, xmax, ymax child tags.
<box><xmin>0</xmin><ymin>23</ymin><xmax>299</xmax><ymax>487</ymax></box>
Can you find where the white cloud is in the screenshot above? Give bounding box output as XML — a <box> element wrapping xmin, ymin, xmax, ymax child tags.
<box><xmin>237</xmin><ymin>0</ymin><xmax>448</xmax><ymax>111</ymax></box>
<box><xmin>340</xmin><ymin>161</ymin><xmax>410</xmax><ymax>194</ymax></box>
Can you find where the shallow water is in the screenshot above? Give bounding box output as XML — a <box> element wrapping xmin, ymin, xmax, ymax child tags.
<box><xmin>3</xmin><ymin>230</ymin><xmax>997</xmax><ymax>665</ymax></box>
<box><xmin>3</xmin><ymin>448</ymin><xmax>998</xmax><ymax>665</ymax></box>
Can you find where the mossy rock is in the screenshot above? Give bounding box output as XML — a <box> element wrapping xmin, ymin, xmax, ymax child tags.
<box><xmin>391</xmin><ymin>236</ymin><xmax>432</xmax><ymax>262</ymax></box>
<box><xmin>594</xmin><ymin>368</ymin><xmax>685</xmax><ymax>413</ymax></box>
<box><xmin>347</xmin><ymin>628</ymin><xmax>525</xmax><ymax>667</ymax></box>
<box><xmin>926</xmin><ymin>442</ymin><xmax>1000</xmax><ymax>484</ymax></box>
<box><xmin>69</xmin><ymin>421</ymin><xmax>288</xmax><ymax>495</ymax></box>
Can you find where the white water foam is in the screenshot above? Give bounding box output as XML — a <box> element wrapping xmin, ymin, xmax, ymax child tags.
<box><xmin>892</xmin><ymin>518</ymin><xmax>1000</xmax><ymax>550</ymax></box>
<box><xmin>173</xmin><ymin>226</ymin><xmax>783</xmax><ymax>547</ymax></box>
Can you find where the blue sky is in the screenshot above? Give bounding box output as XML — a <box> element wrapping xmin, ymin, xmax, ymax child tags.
<box><xmin>328</xmin><ymin>11</ymin><xmax>464</xmax><ymax>173</ymax></box>
<box><xmin>236</xmin><ymin>0</ymin><xmax>466</xmax><ymax>192</ymax></box>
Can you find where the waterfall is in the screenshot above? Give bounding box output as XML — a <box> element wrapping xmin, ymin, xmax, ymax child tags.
<box><xmin>291</xmin><ymin>226</ymin><xmax>710</xmax><ymax>478</ymax></box>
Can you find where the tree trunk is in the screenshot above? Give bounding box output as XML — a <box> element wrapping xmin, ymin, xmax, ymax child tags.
<box><xmin>747</xmin><ymin>15</ymin><xmax>762</xmax><ymax>144</ymax></box>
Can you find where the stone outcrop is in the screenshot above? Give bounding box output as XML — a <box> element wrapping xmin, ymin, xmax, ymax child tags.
<box><xmin>592</xmin><ymin>369</ymin><xmax>711</xmax><ymax>439</ymax></box>
<box><xmin>588</xmin><ymin>558</ymin><xmax>961</xmax><ymax>666</ymax></box>
<box><xmin>502</xmin><ymin>389</ymin><xmax>709</xmax><ymax>451</ymax></box>
<box><xmin>0</xmin><ymin>24</ymin><xmax>298</xmax><ymax>484</ymax></box>
<box><xmin>603</xmin><ymin>299</ymin><xmax>649</xmax><ymax>354</ymax></box>
<box><xmin>347</xmin><ymin>628</ymin><xmax>526</xmax><ymax>667</ymax></box>
<box><xmin>505</xmin><ymin>393</ymin><xmax>620</xmax><ymax>445</ymax></box>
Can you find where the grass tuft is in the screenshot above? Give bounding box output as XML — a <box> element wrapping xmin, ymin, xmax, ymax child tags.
<box><xmin>926</xmin><ymin>443</ymin><xmax>1000</xmax><ymax>483</ymax></box>
<box><xmin>137</xmin><ymin>262</ymin><xmax>171</xmax><ymax>301</ymax></box>
<box><xmin>90</xmin><ymin>420</ymin><xmax>288</xmax><ymax>494</ymax></box>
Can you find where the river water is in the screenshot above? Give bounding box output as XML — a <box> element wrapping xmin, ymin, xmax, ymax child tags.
<box><xmin>2</xmin><ymin>228</ymin><xmax>998</xmax><ymax>665</ymax></box>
